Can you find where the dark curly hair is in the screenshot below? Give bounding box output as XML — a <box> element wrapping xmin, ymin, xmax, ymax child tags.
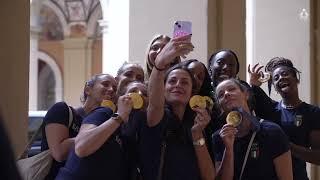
<box><xmin>265</xmin><ymin>57</ymin><xmax>301</xmax><ymax>95</ymax></box>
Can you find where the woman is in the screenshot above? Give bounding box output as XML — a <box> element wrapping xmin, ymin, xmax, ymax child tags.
<box><xmin>119</xmin><ymin>81</ymin><xmax>149</xmax><ymax>179</ymax></box>
<box><xmin>248</xmin><ymin>57</ymin><xmax>320</xmax><ymax>180</ymax></box>
<box><xmin>145</xmin><ymin>34</ymin><xmax>181</xmax><ymax>78</ymax></box>
<box><xmin>41</xmin><ymin>73</ymin><xmax>116</xmax><ymax>179</ymax></box>
<box><xmin>180</xmin><ymin>59</ymin><xmax>214</xmax><ymax>97</ymax></box>
<box><xmin>56</xmin><ymin>74</ymin><xmax>134</xmax><ymax>179</ymax></box>
<box><xmin>180</xmin><ymin>59</ymin><xmax>216</xmax><ymax>157</ymax></box>
<box><xmin>213</xmin><ymin>78</ymin><xmax>293</xmax><ymax>180</ymax></box>
<box><xmin>116</xmin><ymin>62</ymin><xmax>145</xmax><ymax>96</ymax></box>
<box><xmin>139</xmin><ymin>34</ymin><xmax>215</xmax><ymax>180</ymax></box>
<box><xmin>208</xmin><ymin>50</ymin><xmax>255</xmax><ymax>132</ymax></box>
<box><xmin>208</xmin><ymin>49</ymin><xmax>240</xmax><ymax>88</ymax></box>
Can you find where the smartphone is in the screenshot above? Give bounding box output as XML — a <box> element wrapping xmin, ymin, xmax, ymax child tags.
<box><xmin>173</xmin><ymin>21</ymin><xmax>192</xmax><ymax>38</ymax></box>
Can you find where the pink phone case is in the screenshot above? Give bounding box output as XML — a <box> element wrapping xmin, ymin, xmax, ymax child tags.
<box><xmin>173</xmin><ymin>21</ymin><xmax>192</xmax><ymax>38</ymax></box>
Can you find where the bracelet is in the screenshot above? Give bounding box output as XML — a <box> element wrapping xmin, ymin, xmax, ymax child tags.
<box><xmin>153</xmin><ymin>63</ymin><xmax>167</xmax><ymax>71</ymax></box>
<box><xmin>193</xmin><ymin>137</ymin><xmax>206</xmax><ymax>146</ymax></box>
<box><xmin>112</xmin><ymin>113</ymin><xmax>124</xmax><ymax>125</ymax></box>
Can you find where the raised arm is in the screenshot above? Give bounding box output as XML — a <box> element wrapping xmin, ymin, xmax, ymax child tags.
<box><xmin>191</xmin><ymin>107</ymin><xmax>216</xmax><ymax>180</ymax></box>
<box><xmin>75</xmin><ymin>95</ymin><xmax>132</xmax><ymax>157</ymax></box>
<box><xmin>215</xmin><ymin>124</ymin><xmax>236</xmax><ymax>180</ymax></box>
<box><xmin>147</xmin><ymin>35</ymin><xmax>193</xmax><ymax>127</ymax></box>
<box><xmin>248</xmin><ymin>63</ymin><xmax>278</xmax><ymax>117</ymax></box>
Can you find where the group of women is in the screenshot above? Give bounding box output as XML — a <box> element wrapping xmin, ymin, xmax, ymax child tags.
<box><xmin>41</xmin><ymin>34</ymin><xmax>320</xmax><ymax>180</ymax></box>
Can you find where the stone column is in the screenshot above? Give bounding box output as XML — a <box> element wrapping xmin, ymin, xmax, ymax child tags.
<box><xmin>29</xmin><ymin>0</ymin><xmax>41</xmax><ymax>110</ymax></box>
<box><xmin>63</xmin><ymin>37</ymin><xmax>92</xmax><ymax>107</ymax></box>
<box><xmin>0</xmin><ymin>0</ymin><xmax>29</xmax><ymax>156</ymax></box>
<box><xmin>29</xmin><ymin>28</ymin><xmax>40</xmax><ymax>110</ymax></box>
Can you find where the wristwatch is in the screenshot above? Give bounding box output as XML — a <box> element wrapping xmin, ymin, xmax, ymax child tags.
<box><xmin>193</xmin><ymin>138</ymin><xmax>205</xmax><ymax>146</ymax></box>
<box><xmin>112</xmin><ymin>113</ymin><xmax>123</xmax><ymax>124</ymax></box>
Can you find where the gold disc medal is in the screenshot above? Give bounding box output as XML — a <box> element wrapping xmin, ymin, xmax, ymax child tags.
<box><xmin>129</xmin><ymin>93</ymin><xmax>144</xmax><ymax>109</ymax></box>
<box><xmin>258</xmin><ymin>72</ymin><xmax>271</xmax><ymax>83</ymax></box>
<box><xmin>189</xmin><ymin>95</ymin><xmax>206</xmax><ymax>109</ymax></box>
<box><xmin>203</xmin><ymin>96</ymin><xmax>214</xmax><ymax>110</ymax></box>
<box><xmin>101</xmin><ymin>100</ymin><xmax>116</xmax><ymax>113</ymax></box>
<box><xmin>226</xmin><ymin>111</ymin><xmax>242</xmax><ymax>127</ymax></box>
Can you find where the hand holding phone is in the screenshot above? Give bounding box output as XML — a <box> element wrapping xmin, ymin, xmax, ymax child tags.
<box><xmin>173</xmin><ymin>21</ymin><xmax>192</xmax><ymax>38</ymax></box>
<box><xmin>172</xmin><ymin>21</ymin><xmax>193</xmax><ymax>58</ymax></box>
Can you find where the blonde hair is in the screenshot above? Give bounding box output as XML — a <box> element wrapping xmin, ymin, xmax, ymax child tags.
<box><xmin>145</xmin><ymin>34</ymin><xmax>171</xmax><ymax>78</ymax></box>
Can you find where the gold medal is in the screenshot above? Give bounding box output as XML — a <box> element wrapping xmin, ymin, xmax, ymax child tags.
<box><xmin>189</xmin><ymin>95</ymin><xmax>206</xmax><ymax>109</ymax></box>
<box><xmin>258</xmin><ymin>72</ymin><xmax>271</xmax><ymax>83</ymax></box>
<box><xmin>203</xmin><ymin>96</ymin><xmax>214</xmax><ymax>110</ymax></box>
<box><xmin>101</xmin><ymin>100</ymin><xmax>116</xmax><ymax>113</ymax></box>
<box><xmin>129</xmin><ymin>93</ymin><xmax>144</xmax><ymax>109</ymax></box>
<box><xmin>226</xmin><ymin>111</ymin><xmax>242</xmax><ymax>127</ymax></box>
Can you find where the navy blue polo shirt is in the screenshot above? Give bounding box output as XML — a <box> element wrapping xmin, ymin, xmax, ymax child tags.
<box><xmin>56</xmin><ymin>107</ymin><xmax>128</xmax><ymax>180</ymax></box>
<box><xmin>213</xmin><ymin>119</ymin><xmax>289</xmax><ymax>180</ymax></box>
<box><xmin>121</xmin><ymin>110</ymin><xmax>146</xmax><ymax>179</ymax></box>
<box><xmin>41</xmin><ymin>102</ymin><xmax>83</xmax><ymax>180</ymax></box>
<box><xmin>253</xmin><ymin>86</ymin><xmax>320</xmax><ymax>180</ymax></box>
<box><xmin>138</xmin><ymin>107</ymin><xmax>214</xmax><ymax>180</ymax></box>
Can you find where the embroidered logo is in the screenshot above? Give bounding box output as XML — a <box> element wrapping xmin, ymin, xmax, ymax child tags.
<box><xmin>294</xmin><ymin>115</ymin><xmax>303</xmax><ymax>127</ymax></box>
<box><xmin>72</xmin><ymin>123</ymin><xmax>80</xmax><ymax>133</ymax></box>
<box><xmin>250</xmin><ymin>142</ymin><xmax>259</xmax><ymax>159</ymax></box>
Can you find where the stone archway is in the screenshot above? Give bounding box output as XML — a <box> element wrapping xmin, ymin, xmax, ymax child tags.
<box><xmin>38</xmin><ymin>51</ymin><xmax>63</xmax><ymax>104</ymax></box>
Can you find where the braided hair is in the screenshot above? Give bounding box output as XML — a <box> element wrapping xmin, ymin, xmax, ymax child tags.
<box><xmin>265</xmin><ymin>57</ymin><xmax>301</xmax><ymax>95</ymax></box>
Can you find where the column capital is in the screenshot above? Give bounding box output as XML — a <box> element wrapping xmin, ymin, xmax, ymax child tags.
<box><xmin>30</xmin><ymin>25</ymin><xmax>41</xmax><ymax>38</ymax></box>
<box><xmin>98</xmin><ymin>19</ymin><xmax>109</xmax><ymax>34</ymax></box>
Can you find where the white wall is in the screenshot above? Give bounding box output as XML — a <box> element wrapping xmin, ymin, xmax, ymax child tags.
<box><xmin>129</xmin><ymin>0</ymin><xmax>208</xmax><ymax>67</ymax></box>
<box><xmin>247</xmin><ymin>0</ymin><xmax>310</xmax><ymax>102</ymax></box>
<box><xmin>101</xmin><ymin>0</ymin><xmax>130</xmax><ymax>76</ymax></box>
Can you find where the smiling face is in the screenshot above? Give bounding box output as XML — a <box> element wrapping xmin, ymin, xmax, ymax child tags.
<box><xmin>165</xmin><ymin>69</ymin><xmax>193</xmax><ymax>106</ymax></box>
<box><xmin>148</xmin><ymin>37</ymin><xmax>170</xmax><ymax>68</ymax></box>
<box><xmin>187</xmin><ymin>61</ymin><xmax>205</xmax><ymax>94</ymax></box>
<box><xmin>272</xmin><ymin>66</ymin><xmax>299</xmax><ymax>97</ymax></box>
<box><xmin>116</xmin><ymin>63</ymin><xmax>144</xmax><ymax>95</ymax></box>
<box><xmin>117</xmin><ymin>63</ymin><xmax>144</xmax><ymax>83</ymax></box>
<box><xmin>210</xmin><ymin>51</ymin><xmax>238</xmax><ymax>85</ymax></box>
<box><xmin>87</xmin><ymin>74</ymin><xmax>117</xmax><ymax>104</ymax></box>
<box><xmin>216</xmin><ymin>79</ymin><xmax>249</xmax><ymax>113</ymax></box>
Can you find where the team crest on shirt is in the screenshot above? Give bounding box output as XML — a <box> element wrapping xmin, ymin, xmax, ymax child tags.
<box><xmin>72</xmin><ymin>123</ymin><xmax>80</xmax><ymax>133</ymax></box>
<box><xmin>250</xmin><ymin>142</ymin><xmax>259</xmax><ymax>159</ymax></box>
<box><xmin>294</xmin><ymin>115</ymin><xmax>303</xmax><ymax>127</ymax></box>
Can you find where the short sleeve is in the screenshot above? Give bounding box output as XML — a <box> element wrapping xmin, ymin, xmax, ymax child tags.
<box><xmin>212</xmin><ymin>130</ymin><xmax>225</xmax><ymax>162</ymax></box>
<box><xmin>82</xmin><ymin>107</ymin><xmax>113</xmax><ymax>126</ymax></box>
<box><xmin>43</xmin><ymin>102</ymin><xmax>69</xmax><ymax>127</ymax></box>
<box><xmin>263</xmin><ymin>121</ymin><xmax>289</xmax><ymax>159</ymax></box>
